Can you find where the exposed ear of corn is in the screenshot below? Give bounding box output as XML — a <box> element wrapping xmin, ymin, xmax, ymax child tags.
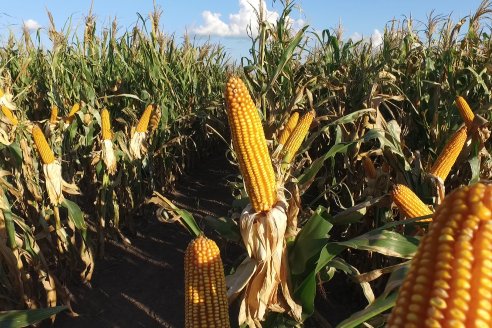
<box><xmin>1</xmin><ymin>105</ymin><xmax>18</xmax><ymax>126</ymax></box>
<box><xmin>225</xmin><ymin>76</ymin><xmax>277</xmax><ymax>212</ymax></box>
<box><xmin>428</xmin><ymin>125</ymin><xmax>468</xmax><ymax>182</ymax></box>
<box><xmin>184</xmin><ymin>235</ymin><xmax>230</xmax><ymax>328</ymax></box>
<box><xmin>101</xmin><ymin>108</ymin><xmax>112</xmax><ymax>140</ymax></box>
<box><xmin>225</xmin><ymin>76</ymin><xmax>302</xmax><ymax>326</ymax></box>
<box><xmin>282</xmin><ymin>110</ymin><xmax>315</xmax><ymax>164</ymax></box>
<box><xmin>50</xmin><ymin>105</ymin><xmax>59</xmax><ymax>124</ymax></box>
<box><xmin>388</xmin><ymin>182</ymin><xmax>492</xmax><ymax>327</ymax></box>
<box><xmin>455</xmin><ymin>96</ymin><xmax>475</xmax><ymax>128</ymax></box>
<box><xmin>32</xmin><ymin>125</ymin><xmax>55</xmax><ymax>164</ymax></box>
<box><xmin>130</xmin><ymin>105</ymin><xmax>154</xmax><ymax>159</ymax></box>
<box><xmin>32</xmin><ymin>125</ymin><xmax>65</xmax><ymax>206</ymax></box>
<box><xmin>136</xmin><ymin>104</ymin><xmax>154</xmax><ymax>133</ymax></box>
<box><xmin>101</xmin><ymin>108</ymin><xmax>117</xmax><ymax>174</ymax></box>
<box><xmin>65</xmin><ymin>103</ymin><xmax>80</xmax><ymax>124</ymax></box>
<box><xmin>391</xmin><ymin>184</ymin><xmax>433</xmax><ymax>222</ymax></box>
<box><xmin>277</xmin><ymin>111</ymin><xmax>299</xmax><ymax>145</ymax></box>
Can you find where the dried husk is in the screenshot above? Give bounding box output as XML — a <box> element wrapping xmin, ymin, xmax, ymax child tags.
<box><xmin>43</xmin><ymin>161</ymin><xmax>64</xmax><ymax>206</ymax></box>
<box><xmin>102</xmin><ymin>139</ymin><xmax>117</xmax><ymax>174</ymax></box>
<box><xmin>227</xmin><ymin>195</ymin><xmax>302</xmax><ymax>327</ymax></box>
<box><xmin>129</xmin><ymin>131</ymin><xmax>147</xmax><ymax>160</ymax></box>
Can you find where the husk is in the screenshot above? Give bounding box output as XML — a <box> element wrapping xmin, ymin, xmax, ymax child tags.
<box><xmin>43</xmin><ymin>161</ymin><xmax>64</xmax><ymax>206</ymax></box>
<box><xmin>102</xmin><ymin>139</ymin><xmax>117</xmax><ymax>174</ymax></box>
<box><xmin>228</xmin><ymin>196</ymin><xmax>302</xmax><ymax>327</ymax></box>
<box><xmin>129</xmin><ymin>131</ymin><xmax>147</xmax><ymax>160</ymax></box>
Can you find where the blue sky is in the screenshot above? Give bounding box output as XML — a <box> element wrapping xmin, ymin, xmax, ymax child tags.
<box><xmin>0</xmin><ymin>1</ymin><xmax>486</xmax><ymax>59</ymax></box>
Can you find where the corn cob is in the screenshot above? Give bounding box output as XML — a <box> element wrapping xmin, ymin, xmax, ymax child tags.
<box><xmin>278</xmin><ymin>111</ymin><xmax>299</xmax><ymax>145</ymax></box>
<box><xmin>388</xmin><ymin>182</ymin><xmax>492</xmax><ymax>327</ymax></box>
<box><xmin>392</xmin><ymin>184</ymin><xmax>433</xmax><ymax>222</ymax></box>
<box><xmin>101</xmin><ymin>108</ymin><xmax>112</xmax><ymax>140</ymax></box>
<box><xmin>428</xmin><ymin>125</ymin><xmax>468</xmax><ymax>181</ymax></box>
<box><xmin>50</xmin><ymin>105</ymin><xmax>58</xmax><ymax>124</ymax></box>
<box><xmin>282</xmin><ymin>111</ymin><xmax>315</xmax><ymax>164</ymax></box>
<box><xmin>1</xmin><ymin>105</ymin><xmax>18</xmax><ymax>125</ymax></box>
<box><xmin>32</xmin><ymin>125</ymin><xmax>55</xmax><ymax>164</ymax></box>
<box><xmin>455</xmin><ymin>96</ymin><xmax>475</xmax><ymax>128</ymax></box>
<box><xmin>68</xmin><ymin>103</ymin><xmax>80</xmax><ymax>117</ymax></box>
<box><xmin>64</xmin><ymin>103</ymin><xmax>80</xmax><ymax>124</ymax></box>
<box><xmin>136</xmin><ymin>104</ymin><xmax>154</xmax><ymax>133</ymax></box>
<box><xmin>184</xmin><ymin>235</ymin><xmax>230</xmax><ymax>328</ymax></box>
<box><xmin>225</xmin><ymin>76</ymin><xmax>277</xmax><ymax>212</ymax></box>
<box><xmin>362</xmin><ymin>155</ymin><xmax>377</xmax><ymax>179</ymax></box>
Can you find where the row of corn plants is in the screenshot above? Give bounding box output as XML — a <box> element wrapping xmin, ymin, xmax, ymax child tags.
<box><xmin>1</xmin><ymin>0</ymin><xmax>492</xmax><ymax>327</ymax></box>
<box><xmin>168</xmin><ymin>1</ymin><xmax>492</xmax><ymax>327</ymax></box>
<box><xmin>0</xmin><ymin>5</ymin><xmax>230</xmax><ymax>323</ymax></box>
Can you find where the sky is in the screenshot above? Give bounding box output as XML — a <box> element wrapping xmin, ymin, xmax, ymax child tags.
<box><xmin>0</xmin><ymin>0</ymin><xmax>487</xmax><ymax>60</ymax></box>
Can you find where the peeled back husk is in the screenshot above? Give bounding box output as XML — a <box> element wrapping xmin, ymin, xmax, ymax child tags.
<box><xmin>129</xmin><ymin>131</ymin><xmax>147</xmax><ymax>160</ymax></box>
<box><xmin>102</xmin><ymin>139</ymin><xmax>117</xmax><ymax>174</ymax></box>
<box><xmin>43</xmin><ymin>161</ymin><xmax>64</xmax><ymax>206</ymax></box>
<box><xmin>227</xmin><ymin>195</ymin><xmax>302</xmax><ymax>327</ymax></box>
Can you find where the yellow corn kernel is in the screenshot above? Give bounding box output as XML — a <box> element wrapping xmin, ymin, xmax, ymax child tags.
<box><xmin>1</xmin><ymin>105</ymin><xmax>18</xmax><ymax>125</ymax></box>
<box><xmin>184</xmin><ymin>235</ymin><xmax>230</xmax><ymax>328</ymax></box>
<box><xmin>282</xmin><ymin>111</ymin><xmax>315</xmax><ymax>164</ymax></box>
<box><xmin>136</xmin><ymin>104</ymin><xmax>154</xmax><ymax>133</ymax></box>
<box><xmin>68</xmin><ymin>103</ymin><xmax>80</xmax><ymax>117</ymax></box>
<box><xmin>278</xmin><ymin>111</ymin><xmax>299</xmax><ymax>145</ymax></box>
<box><xmin>101</xmin><ymin>108</ymin><xmax>112</xmax><ymax>140</ymax></box>
<box><xmin>64</xmin><ymin>103</ymin><xmax>80</xmax><ymax>124</ymax></box>
<box><xmin>225</xmin><ymin>76</ymin><xmax>277</xmax><ymax>212</ymax></box>
<box><xmin>50</xmin><ymin>105</ymin><xmax>58</xmax><ymax>124</ymax></box>
<box><xmin>429</xmin><ymin>126</ymin><xmax>468</xmax><ymax>181</ymax></box>
<box><xmin>387</xmin><ymin>183</ymin><xmax>492</xmax><ymax>327</ymax></box>
<box><xmin>392</xmin><ymin>184</ymin><xmax>433</xmax><ymax>222</ymax></box>
<box><xmin>362</xmin><ymin>155</ymin><xmax>377</xmax><ymax>179</ymax></box>
<box><xmin>455</xmin><ymin>96</ymin><xmax>475</xmax><ymax>129</ymax></box>
<box><xmin>32</xmin><ymin>125</ymin><xmax>55</xmax><ymax>164</ymax></box>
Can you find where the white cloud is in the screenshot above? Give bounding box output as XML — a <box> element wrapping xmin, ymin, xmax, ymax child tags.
<box><xmin>371</xmin><ymin>29</ymin><xmax>383</xmax><ymax>48</ymax></box>
<box><xmin>192</xmin><ymin>0</ymin><xmax>304</xmax><ymax>37</ymax></box>
<box><xmin>23</xmin><ymin>19</ymin><xmax>41</xmax><ymax>31</ymax></box>
<box><xmin>350</xmin><ymin>32</ymin><xmax>362</xmax><ymax>42</ymax></box>
<box><xmin>349</xmin><ymin>29</ymin><xmax>383</xmax><ymax>48</ymax></box>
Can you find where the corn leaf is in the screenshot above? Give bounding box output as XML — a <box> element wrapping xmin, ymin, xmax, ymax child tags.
<box><xmin>61</xmin><ymin>198</ymin><xmax>86</xmax><ymax>230</ymax></box>
<box><xmin>289</xmin><ymin>207</ymin><xmax>334</xmax><ymax>275</ymax></box>
<box><xmin>0</xmin><ymin>306</ymin><xmax>67</xmax><ymax>328</ymax></box>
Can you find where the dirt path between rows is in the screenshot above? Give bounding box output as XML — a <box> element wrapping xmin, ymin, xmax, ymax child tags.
<box><xmin>55</xmin><ymin>155</ymin><xmax>237</xmax><ymax>328</ymax></box>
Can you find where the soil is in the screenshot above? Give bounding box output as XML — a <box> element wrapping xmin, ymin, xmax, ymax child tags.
<box><xmin>53</xmin><ymin>154</ymin><xmax>361</xmax><ymax>328</ymax></box>
<box><xmin>54</xmin><ymin>155</ymin><xmax>237</xmax><ymax>328</ymax></box>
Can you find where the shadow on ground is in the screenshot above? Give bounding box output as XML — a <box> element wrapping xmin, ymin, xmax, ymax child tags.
<box><xmin>55</xmin><ymin>156</ymin><xmax>236</xmax><ymax>328</ymax></box>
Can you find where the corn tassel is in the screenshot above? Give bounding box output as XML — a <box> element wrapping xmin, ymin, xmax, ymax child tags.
<box><xmin>428</xmin><ymin>125</ymin><xmax>468</xmax><ymax>181</ymax></box>
<box><xmin>136</xmin><ymin>104</ymin><xmax>153</xmax><ymax>133</ymax></box>
<box><xmin>282</xmin><ymin>111</ymin><xmax>315</xmax><ymax>164</ymax></box>
<box><xmin>32</xmin><ymin>125</ymin><xmax>55</xmax><ymax>164</ymax></box>
<box><xmin>101</xmin><ymin>108</ymin><xmax>112</xmax><ymax>140</ymax></box>
<box><xmin>50</xmin><ymin>105</ymin><xmax>58</xmax><ymax>124</ymax></box>
<box><xmin>1</xmin><ymin>105</ymin><xmax>18</xmax><ymax>126</ymax></box>
<box><xmin>184</xmin><ymin>235</ymin><xmax>230</xmax><ymax>328</ymax></box>
<box><xmin>388</xmin><ymin>182</ymin><xmax>492</xmax><ymax>327</ymax></box>
<box><xmin>391</xmin><ymin>184</ymin><xmax>433</xmax><ymax>222</ymax></box>
<box><xmin>225</xmin><ymin>76</ymin><xmax>277</xmax><ymax>212</ymax></box>
<box><xmin>278</xmin><ymin>112</ymin><xmax>299</xmax><ymax>145</ymax></box>
<box><xmin>455</xmin><ymin>96</ymin><xmax>475</xmax><ymax>128</ymax></box>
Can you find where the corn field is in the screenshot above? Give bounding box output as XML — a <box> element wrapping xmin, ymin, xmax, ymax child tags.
<box><xmin>0</xmin><ymin>0</ymin><xmax>492</xmax><ymax>327</ymax></box>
